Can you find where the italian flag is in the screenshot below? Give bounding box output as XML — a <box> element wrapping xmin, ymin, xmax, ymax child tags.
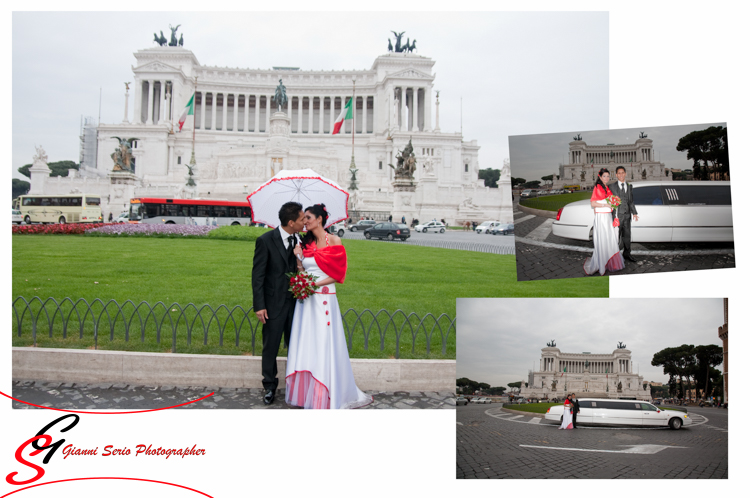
<box><xmin>178</xmin><ymin>93</ymin><xmax>195</xmax><ymax>131</ymax></box>
<box><xmin>332</xmin><ymin>98</ymin><xmax>352</xmax><ymax>135</ymax></box>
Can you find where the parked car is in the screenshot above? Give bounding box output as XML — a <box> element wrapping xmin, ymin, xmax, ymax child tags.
<box><xmin>12</xmin><ymin>209</ymin><xmax>23</xmax><ymax>224</ymax></box>
<box><xmin>552</xmin><ymin>181</ymin><xmax>733</xmax><ymax>242</ymax></box>
<box><xmin>520</xmin><ymin>189</ymin><xmax>538</xmax><ymax>198</ymax></box>
<box><xmin>349</xmin><ymin>220</ymin><xmax>377</xmax><ymax>232</ymax></box>
<box><xmin>115</xmin><ymin>211</ymin><xmax>130</xmax><ymax>223</ymax></box>
<box><xmin>326</xmin><ymin>221</ymin><xmax>346</xmax><ymax>237</ymax></box>
<box><xmin>475</xmin><ymin>397</ymin><xmax>492</xmax><ymax>404</ymax></box>
<box><xmin>545</xmin><ymin>398</ymin><xmax>692</xmax><ymax>429</ymax></box>
<box><xmin>415</xmin><ymin>221</ymin><xmax>446</xmax><ymax>233</ymax></box>
<box><xmin>363</xmin><ymin>222</ymin><xmax>410</xmax><ymax>241</ymax></box>
<box><xmin>490</xmin><ymin>223</ymin><xmax>514</xmax><ymax>235</ymax></box>
<box><xmin>476</xmin><ymin>221</ymin><xmax>502</xmax><ymax>234</ymax></box>
<box><xmin>456</xmin><ymin>396</ymin><xmax>469</xmax><ymax>406</ymax></box>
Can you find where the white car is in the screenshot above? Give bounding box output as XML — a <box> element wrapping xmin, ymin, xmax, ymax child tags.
<box><xmin>476</xmin><ymin>221</ymin><xmax>502</xmax><ymax>234</ymax></box>
<box><xmin>415</xmin><ymin>221</ymin><xmax>446</xmax><ymax>233</ymax></box>
<box><xmin>552</xmin><ymin>181</ymin><xmax>733</xmax><ymax>242</ymax></box>
<box><xmin>115</xmin><ymin>211</ymin><xmax>130</xmax><ymax>223</ymax></box>
<box><xmin>12</xmin><ymin>209</ymin><xmax>23</xmax><ymax>224</ymax></box>
<box><xmin>326</xmin><ymin>221</ymin><xmax>346</xmax><ymax>237</ymax></box>
<box><xmin>545</xmin><ymin>398</ymin><xmax>692</xmax><ymax>429</ymax></box>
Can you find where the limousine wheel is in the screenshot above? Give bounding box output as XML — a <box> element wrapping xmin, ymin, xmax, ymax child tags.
<box><xmin>669</xmin><ymin>417</ymin><xmax>682</xmax><ymax>430</ymax></box>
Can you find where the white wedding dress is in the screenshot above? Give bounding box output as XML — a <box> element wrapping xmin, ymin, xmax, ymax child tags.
<box><xmin>285</xmin><ymin>245</ymin><xmax>372</xmax><ymax>409</ymax></box>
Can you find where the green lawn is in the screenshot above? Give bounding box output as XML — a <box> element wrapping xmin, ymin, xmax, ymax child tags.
<box><xmin>12</xmin><ymin>235</ymin><xmax>607</xmax><ymax>358</ymax></box>
<box><xmin>520</xmin><ymin>191</ymin><xmax>592</xmax><ymax>212</ymax></box>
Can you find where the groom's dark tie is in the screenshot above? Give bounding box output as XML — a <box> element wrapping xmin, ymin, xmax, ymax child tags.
<box><xmin>287</xmin><ymin>235</ymin><xmax>296</xmax><ymax>255</ymax></box>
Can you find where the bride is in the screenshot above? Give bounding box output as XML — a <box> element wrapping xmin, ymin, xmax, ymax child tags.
<box><xmin>286</xmin><ymin>204</ymin><xmax>373</xmax><ymax>409</ymax></box>
<box><xmin>583</xmin><ymin>168</ymin><xmax>625</xmax><ymax>276</ymax></box>
<box><xmin>559</xmin><ymin>395</ymin><xmax>574</xmax><ymax>430</ymax></box>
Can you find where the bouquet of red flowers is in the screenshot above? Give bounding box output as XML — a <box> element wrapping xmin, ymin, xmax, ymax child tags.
<box><xmin>606</xmin><ymin>195</ymin><xmax>622</xmax><ymax>228</ymax></box>
<box><xmin>286</xmin><ymin>272</ymin><xmax>319</xmax><ymax>301</ymax></box>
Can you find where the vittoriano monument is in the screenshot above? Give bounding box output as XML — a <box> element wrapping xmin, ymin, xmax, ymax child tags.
<box><xmin>273</xmin><ymin>79</ymin><xmax>288</xmax><ymax>112</ymax></box>
<box><xmin>111</xmin><ymin>137</ymin><xmax>138</xmax><ymax>172</ymax></box>
<box><xmin>389</xmin><ymin>139</ymin><xmax>417</xmax><ymax>180</ymax></box>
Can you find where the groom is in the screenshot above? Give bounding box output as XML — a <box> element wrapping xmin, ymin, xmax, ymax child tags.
<box><xmin>252</xmin><ymin>201</ymin><xmax>305</xmax><ymax>405</ymax></box>
<box><xmin>610</xmin><ymin>166</ymin><xmax>639</xmax><ymax>262</ymax></box>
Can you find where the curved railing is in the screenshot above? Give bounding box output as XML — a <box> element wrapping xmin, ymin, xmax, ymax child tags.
<box><xmin>12</xmin><ymin>297</ymin><xmax>455</xmax><ymax>359</ymax></box>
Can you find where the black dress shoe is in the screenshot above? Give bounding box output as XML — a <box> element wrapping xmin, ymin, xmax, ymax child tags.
<box><xmin>625</xmin><ymin>254</ymin><xmax>637</xmax><ymax>262</ymax></box>
<box><xmin>263</xmin><ymin>389</ymin><xmax>275</xmax><ymax>405</ymax></box>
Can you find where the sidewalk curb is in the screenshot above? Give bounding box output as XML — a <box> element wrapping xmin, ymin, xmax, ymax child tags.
<box><xmin>517</xmin><ymin>203</ymin><xmax>557</xmax><ymax>219</ymax></box>
<box><xmin>12</xmin><ymin>347</ymin><xmax>455</xmax><ymax>391</ymax></box>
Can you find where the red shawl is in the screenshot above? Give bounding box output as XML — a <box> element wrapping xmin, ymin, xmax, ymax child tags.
<box><xmin>302</xmin><ymin>242</ymin><xmax>347</xmax><ymax>283</ymax></box>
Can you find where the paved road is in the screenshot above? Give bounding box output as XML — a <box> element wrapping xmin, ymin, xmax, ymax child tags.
<box><xmin>11</xmin><ymin>380</ymin><xmax>455</xmax><ymax>410</ymax></box>
<box><xmin>343</xmin><ymin>228</ymin><xmax>515</xmax><ymax>254</ymax></box>
<box><xmin>456</xmin><ymin>403</ymin><xmax>728</xmax><ymax>478</ymax></box>
<box><xmin>512</xmin><ymin>205</ymin><xmax>734</xmax><ymax>281</ymax></box>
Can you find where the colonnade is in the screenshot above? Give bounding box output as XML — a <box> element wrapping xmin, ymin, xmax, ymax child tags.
<box><xmin>134</xmin><ymin>79</ymin><xmax>173</xmax><ymax>125</ymax></box>
<box><xmin>570</xmin><ymin>150</ymin><xmax>650</xmax><ymax>164</ymax></box>
<box><xmin>540</xmin><ymin>357</ymin><xmax>630</xmax><ymax>374</ymax></box>
<box><xmin>391</xmin><ymin>86</ymin><xmax>431</xmax><ymax>132</ymax></box>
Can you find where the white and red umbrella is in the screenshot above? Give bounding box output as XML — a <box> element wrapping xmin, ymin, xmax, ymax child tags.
<box><xmin>247</xmin><ymin>169</ymin><xmax>349</xmax><ymax>228</ymax></box>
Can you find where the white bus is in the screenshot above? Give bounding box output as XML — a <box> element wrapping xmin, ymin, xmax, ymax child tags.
<box><xmin>14</xmin><ymin>194</ymin><xmax>102</xmax><ymax>224</ymax></box>
<box><xmin>128</xmin><ymin>197</ymin><xmax>253</xmax><ymax>226</ymax></box>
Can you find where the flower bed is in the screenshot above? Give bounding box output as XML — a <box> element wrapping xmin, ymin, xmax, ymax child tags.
<box><xmin>86</xmin><ymin>223</ymin><xmax>219</xmax><ymax>237</ymax></box>
<box><xmin>12</xmin><ymin>223</ymin><xmax>114</xmax><ymax>235</ymax></box>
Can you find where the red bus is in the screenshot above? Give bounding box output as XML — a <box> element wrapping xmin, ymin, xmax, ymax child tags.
<box><xmin>128</xmin><ymin>198</ymin><xmax>254</xmax><ymax>226</ymax></box>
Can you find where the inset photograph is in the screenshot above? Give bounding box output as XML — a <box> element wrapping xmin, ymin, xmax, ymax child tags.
<box><xmin>456</xmin><ymin>298</ymin><xmax>728</xmax><ymax>479</ymax></box>
<box><xmin>508</xmin><ymin>123</ymin><xmax>733</xmax><ymax>281</ymax></box>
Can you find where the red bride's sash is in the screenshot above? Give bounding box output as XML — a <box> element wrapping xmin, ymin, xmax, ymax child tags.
<box><xmin>302</xmin><ymin>243</ymin><xmax>348</xmax><ymax>283</ymax></box>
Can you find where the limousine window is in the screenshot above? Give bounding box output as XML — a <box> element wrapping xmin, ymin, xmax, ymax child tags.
<box><xmin>668</xmin><ymin>185</ymin><xmax>732</xmax><ymax>206</ymax></box>
<box><xmin>633</xmin><ymin>186</ymin><xmax>665</xmax><ymax>206</ymax></box>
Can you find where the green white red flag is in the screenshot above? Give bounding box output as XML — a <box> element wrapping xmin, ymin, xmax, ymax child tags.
<box><xmin>178</xmin><ymin>93</ymin><xmax>195</xmax><ymax>131</ymax></box>
<box><xmin>331</xmin><ymin>98</ymin><xmax>352</xmax><ymax>135</ymax></box>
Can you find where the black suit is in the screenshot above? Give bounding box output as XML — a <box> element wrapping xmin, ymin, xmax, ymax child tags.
<box><xmin>610</xmin><ymin>181</ymin><xmax>638</xmax><ymax>258</ymax></box>
<box><xmin>571</xmin><ymin>398</ymin><xmax>581</xmax><ymax>428</ymax></box>
<box><xmin>252</xmin><ymin>228</ymin><xmax>298</xmax><ymax>391</ymax></box>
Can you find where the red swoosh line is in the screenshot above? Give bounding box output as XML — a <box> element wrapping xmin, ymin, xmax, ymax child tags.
<box><xmin>0</xmin><ymin>390</ymin><xmax>214</xmax><ymax>414</ymax></box>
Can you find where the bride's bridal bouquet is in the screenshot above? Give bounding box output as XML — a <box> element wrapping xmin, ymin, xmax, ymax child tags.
<box><xmin>286</xmin><ymin>272</ymin><xmax>319</xmax><ymax>301</ymax></box>
<box><xmin>606</xmin><ymin>195</ymin><xmax>622</xmax><ymax>227</ymax></box>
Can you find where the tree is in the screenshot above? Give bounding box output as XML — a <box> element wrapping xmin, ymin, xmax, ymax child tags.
<box><xmin>18</xmin><ymin>160</ymin><xmax>80</xmax><ymax>179</ymax></box>
<box><xmin>12</xmin><ymin>179</ymin><xmax>30</xmax><ymax>199</ymax></box>
<box><xmin>541</xmin><ymin>175</ymin><xmax>554</xmax><ymax>186</ymax></box>
<box><xmin>485</xmin><ymin>386</ymin><xmax>506</xmax><ymax>396</ymax></box>
<box><xmin>521</xmin><ymin>180</ymin><xmax>541</xmax><ymax>189</ymax></box>
<box><xmin>511</xmin><ymin>177</ymin><xmax>526</xmax><ymax>187</ymax></box>
<box><xmin>478</xmin><ymin>168</ymin><xmax>500</xmax><ymax>188</ymax></box>
<box><xmin>676</xmin><ymin>126</ymin><xmax>729</xmax><ymax>181</ymax></box>
<box><xmin>693</xmin><ymin>345</ymin><xmax>723</xmax><ymax>399</ymax></box>
<box><xmin>507</xmin><ymin>381</ymin><xmax>522</xmax><ymax>389</ymax></box>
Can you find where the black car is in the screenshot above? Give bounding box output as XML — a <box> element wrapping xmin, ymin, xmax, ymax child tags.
<box><xmin>490</xmin><ymin>223</ymin><xmax>514</xmax><ymax>235</ymax></box>
<box><xmin>364</xmin><ymin>222</ymin><xmax>410</xmax><ymax>241</ymax></box>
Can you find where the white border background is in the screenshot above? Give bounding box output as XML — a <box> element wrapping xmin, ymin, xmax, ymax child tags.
<box><xmin>3</xmin><ymin>1</ymin><xmax>745</xmax><ymax>494</ymax></box>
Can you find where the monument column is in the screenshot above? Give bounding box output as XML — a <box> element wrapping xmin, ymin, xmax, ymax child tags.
<box><xmin>133</xmin><ymin>79</ymin><xmax>142</xmax><ymax>124</ymax></box>
<box><xmin>424</xmin><ymin>86</ymin><xmax>432</xmax><ymax>132</ymax></box>
<box><xmin>158</xmin><ymin>80</ymin><xmax>166</xmax><ymax>123</ymax></box>
<box><xmin>362</xmin><ymin>95</ymin><xmax>368</xmax><ymax>134</ymax></box>
<box><xmin>146</xmin><ymin>80</ymin><xmax>155</xmax><ymax>125</ymax></box>
<box><xmin>318</xmin><ymin>97</ymin><xmax>324</xmax><ymax>134</ymax></box>
<box><xmin>265</xmin><ymin>94</ymin><xmax>271</xmax><ymax>132</ymax></box>
<box><xmin>233</xmin><ymin>93</ymin><xmax>239</xmax><ymax>132</ymax></box>
<box><xmin>401</xmin><ymin>88</ymin><xmax>408</xmax><ymax>132</ymax></box>
<box><xmin>412</xmin><ymin>87</ymin><xmax>420</xmax><ymax>132</ymax></box>
<box><xmin>123</xmin><ymin>84</ymin><xmax>130</xmax><ymax>124</ymax></box>
<box><xmin>254</xmin><ymin>95</ymin><xmax>260</xmax><ymax>133</ymax></box>
<box><xmin>330</xmin><ymin>97</ymin><xmax>335</xmax><ymax>133</ymax></box>
<box><xmin>211</xmin><ymin>92</ymin><xmax>217</xmax><ymax>130</ymax></box>
<box><xmin>222</xmin><ymin>93</ymin><xmax>228</xmax><ymax>131</ymax></box>
<box><xmin>244</xmin><ymin>93</ymin><xmax>250</xmax><ymax>132</ymax></box>
<box><xmin>297</xmin><ymin>96</ymin><xmax>303</xmax><ymax>133</ymax></box>
<box><xmin>308</xmin><ymin>96</ymin><xmax>314</xmax><ymax>134</ymax></box>
<box><xmin>200</xmin><ymin>92</ymin><xmax>207</xmax><ymax>130</ymax></box>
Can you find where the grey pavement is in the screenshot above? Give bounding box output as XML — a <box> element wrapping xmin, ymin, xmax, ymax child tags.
<box><xmin>343</xmin><ymin>229</ymin><xmax>515</xmax><ymax>255</ymax></box>
<box><xmin>11</xmin><ymin>380</ymin><xmax>455</xmax><ymax>410</ymax></box>
<box><xmin>456</xmin><ymin>403</ymin><xmax>728</xmax><ymax>478</ymax></box>
<box><xmin>512</xmin><ymin>207</ymin><xmax>734</xmax><ymax>281</ymax></box>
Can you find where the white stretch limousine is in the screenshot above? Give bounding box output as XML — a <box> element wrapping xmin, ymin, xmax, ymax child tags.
<box><xmin>552</xmin><ymin>181</ymin><xmax>733</xmax><ymax>242</ymax></box>
<box><xmin>545</xmin><ymin>398</ymin><xmax>693</xmax><ymax>429</ymax></box>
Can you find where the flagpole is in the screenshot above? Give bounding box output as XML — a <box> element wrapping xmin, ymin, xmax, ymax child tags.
<box><xmin>192</xmin><ymin>76</ymin><xmax>197</xmax><ymax>157</ymax></box>
<box><xmin>351</xmin><ymin>78</ymin><xmax>356</xmax><ymax>165</ymax></box>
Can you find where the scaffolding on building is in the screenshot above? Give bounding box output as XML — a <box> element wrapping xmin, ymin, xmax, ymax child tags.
<box><xmin>79</xmin><ymin>116</ymin><xmax>99</xmax><ymax>177</ymax></box>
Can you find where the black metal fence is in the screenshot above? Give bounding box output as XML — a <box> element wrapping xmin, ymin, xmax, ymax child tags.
<box><xmin>12</xmin><ymin>297</ymin><xmax>455</xmax><ymax>359</ymax></box>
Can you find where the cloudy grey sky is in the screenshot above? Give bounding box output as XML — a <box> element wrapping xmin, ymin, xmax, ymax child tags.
<box><xmin>11</xmin><ymin>11</ymin><xmax>608</xmax><ymax>180</ymax></box>
<box><xmin>457</xmin><ymin>298</ymin><xmax>724</xmax><ymax>388</ymax></box>
<box><xmin>508</xmin><ymin>122</ymin><xmax>727</xmax><ymax>184</ymax></box>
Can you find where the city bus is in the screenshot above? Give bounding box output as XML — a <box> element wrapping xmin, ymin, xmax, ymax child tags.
<box><xmin>129</xmin><ymin>197</ymin><xmax>254</xmax><ymax>226</ymax></box>
<box><xmin>14</xmin><ymin>194</ymin><xmax>102</xmax><ymax>224</ymax></box>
